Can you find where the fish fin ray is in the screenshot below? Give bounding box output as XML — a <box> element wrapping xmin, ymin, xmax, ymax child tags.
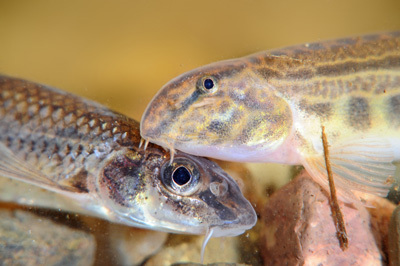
<box><xmin>0</xmin><ymin>143</ymin><xmax>80</xmax><ymax>193</ymax></box>
<box><xmin>303</xmin><ymin>136</ymin><xmax>396</xmax><ymax>204</ymax></box>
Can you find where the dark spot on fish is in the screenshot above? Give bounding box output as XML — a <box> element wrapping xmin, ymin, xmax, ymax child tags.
<box><xmin>65</xmin><ymin>143</ymin><xmax>72</xmax><ymax>155</ymax></box>
<box><xmin>300</xmin><ymin>100</ymin><xmax>333</xmax><ymax>119</ymax></box>
<box><xmin>347</xmin><ymin>97</ymin><xmax>370</xmax><ymax>130</ymax></box>
<box><xmin>14</xmin><ymin>113</ymin><xmax>22</xmax><ymax>121</ymax></box>
<box><xmin>102</xmin><ymin>153</ymin><xmax>144</xmax><ymax>207</ymax></box>
<box><xmin>62</xmin><ymin>126</ymin><xmax>80</xmax><ymax>138</ymax></box>
<box><xmin>239</xmin><ymin>126</ymin><xmax>254</xmax><ymax>145</ymax></box>
<box><xmin>317</xmin><ymin>61</ymin><xmax>357</xmax><ymax>76</ymax></box>
<box><xmin>238</xmin><ymin>116</ymin><xmax>266</xmax><ymax>144</ymax></box>
<box><xmin>5</xmin><ymin>136</ymin><xmax>12</xmax><ymax>147</ymax></box>
<box><xmin>242</xmin><ymin>91</ymin><xmax>262</xmax><ymax>110</ymax></box>
<box><xmin>207</xmin><ymin>120</ymin><xmax>230</xmax><ymax>137</ymax></box>
<box><xmin>286</xmin><ymin>68</ymin><xmax>315</xmax><ymax>79</ymax></box>
<box><xmin>388</xmin><ymin>94</ymin><xmax>400</xmax><ymax>127</ymax></box>
<box><xmin>29</xmin><ymin>139</ymin><xmax>36</xmax><ymax>149</ymax></box>
<box><xmin>38</xmin><ymin>138</ymin><xmax>48</xmax><ymax>153</ymax></box>
<box><xmin>69</xmin><ymin>169</ymin><xmax>89</xmax><ymax>193</ymax></box>
<box><xmin>199</xmin><ymin>189</ymin><xmax>236</xmax><ymax>221</ymax></box>
<box><xmin>316</xmin><ymin>55</ymin><xmax>400</xmax><ymax>77</ymax></box>
<box><xmin>52</xmin><ymin>143</ymin><xmax>59</xmax><ymax>154</ymax></box>
<box><xmin>256</xmin><ymin>67</ymin><xmax>283</xmax><ymax>79</ymax></box>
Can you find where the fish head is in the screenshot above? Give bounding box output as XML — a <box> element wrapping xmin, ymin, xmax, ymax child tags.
<box><xmin>98</xmin><ymin>148</ymin><xmax>256</xmax><ymax>237</ymax></box>
<box><xmin>141</xmin><ymin>56</ymin><xmax>293</xmax><ymax>162</ymax></box>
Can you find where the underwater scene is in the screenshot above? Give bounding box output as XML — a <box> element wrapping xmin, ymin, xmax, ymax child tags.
<box><xmin>0</xmin><ymin>1</ymin><xmax>400</xmax><ymax>265</ymax></box>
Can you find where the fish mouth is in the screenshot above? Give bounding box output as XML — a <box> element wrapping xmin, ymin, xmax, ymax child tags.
<box><xmin>208</xmin><ymin>213</ymin><xmax>256</xmax><ymax>238</ymax></box>
<box><xmin>211</xmin><ymin>227</ymin><xmax>246</xmax><ymax>238</ymax></box>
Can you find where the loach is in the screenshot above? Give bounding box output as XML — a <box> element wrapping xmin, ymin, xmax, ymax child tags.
<box><xmin>141</xmin><ymin>31</ymin><xmax>400</xmax><ymax>203</ymax></box>
<box><xmin>0</xmin><ymin>76</ymin><xmax>256</xmax><ymax>245</ymax></box>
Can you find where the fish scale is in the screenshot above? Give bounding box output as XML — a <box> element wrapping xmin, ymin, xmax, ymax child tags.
<box><xmin>0</xmin><ymin>75</ymin><xmax>256</xmax><ymax>238</ymax></box>
<box><xmin>0</xmin><ymin>79</ymin><xmax>128</xmax><ymax>185</ymax></box>
<box><xmin>141</xmin><ymin>31</ymin><xmax>400</xmax><ymax>203</ymax></box>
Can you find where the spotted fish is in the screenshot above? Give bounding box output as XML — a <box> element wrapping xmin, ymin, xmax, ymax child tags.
<box><xmin>0</xmin><ymin>75</ymin><xmax>256</xmax><ymax>238</ymax></box>
<box><xmin>141</xmin><ymin>32</ymin><xmax>400</xmax><ymax>202</ymax></box>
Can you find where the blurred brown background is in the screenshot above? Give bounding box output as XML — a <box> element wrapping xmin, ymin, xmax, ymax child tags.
<box><xmin>1</xmin><ymin>0</ymin><xmax>399</xmax><ymax>121</ymax></box>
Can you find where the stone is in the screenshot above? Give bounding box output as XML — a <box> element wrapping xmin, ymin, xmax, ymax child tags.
<box><xmin>389</xmin><ymin>205</ymin><xmax>400</xmax><ymax>266</ymax></box>
<box><xmin>260</xmin><ymin>171</ymin><xmax>391</xmax><ymax>265</ymax></box>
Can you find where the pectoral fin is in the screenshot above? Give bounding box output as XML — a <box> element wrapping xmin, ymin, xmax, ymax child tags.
<box><xmin>303</xmin><ymin>137</ymin><xmax>396</xmax><ymax>203</ymax></box>
<box><xmin>0</xmin><ymin>142</ymin><xmax>80</xmax><ymax>194</ymax></box>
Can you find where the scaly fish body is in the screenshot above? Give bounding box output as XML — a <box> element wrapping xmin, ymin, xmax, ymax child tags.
<box><xmin>141</xmin><ymin>32</ymin><xmax>400</xmax><ymax>201</ymax></box>
<box><xmin>0</xmin><ymin>76</ymin><xmax>256</xmax><ymax>237</ymax></box>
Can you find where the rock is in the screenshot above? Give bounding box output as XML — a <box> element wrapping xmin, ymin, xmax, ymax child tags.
<box><xmin>389</xmin><ymin>205</ymin><xmax>400</xmax><ymax>266</ymax></box>
<box><xmin>0</xmin><ymin>209</ymin><xmax>95</xmax><ymax>265</ymax></box>
<box><xmin>360</xmin><ymin>192</ymin><xmax>396</xmax><ymax>259</ymax></box>
<box><xmin>260</xmin><ymin>171</ymin><xmax>390</xmax><ymax>266</ymax></box>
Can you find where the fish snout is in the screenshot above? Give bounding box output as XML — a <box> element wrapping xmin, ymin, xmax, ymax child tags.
<box><xmin>200</xmin><ymin>170</ymin><xmax>257</xmax><ymax>235</ymax></box>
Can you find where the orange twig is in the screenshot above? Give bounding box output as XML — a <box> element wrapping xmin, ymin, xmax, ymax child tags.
<box><xmin>321</xmin><ymin>126</ymin><xmax>348</xmax><ymax>250</ymax></box>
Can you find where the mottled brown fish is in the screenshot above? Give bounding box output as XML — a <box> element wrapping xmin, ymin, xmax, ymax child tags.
<box><xmin>0</xmin><ymin>75</ymin><xmax>256</xmax><ymax>238</ymax></box>
<box><xmin>141</xmin><ymin>32</ymin><xmax>400</xmax><ymax>202</ymax></box>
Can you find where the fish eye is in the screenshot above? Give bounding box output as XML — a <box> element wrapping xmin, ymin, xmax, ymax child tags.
<box><xmin>198</xmin><ymin>76</ymin><xmax>218</xmax><ymax>94</ymax></box>
<box><xmin>161</xmin><ymin>158</ymin><xmax>200</xmax><ymax>195</ymax></box>
<box><xmin>203</xmin><ymin>78</ymin><xmax>214</xmax><ymax>90</ymax></box>
<box><xmin>172</xmin><ymin>166</ymin><xmax>192</xmax><ymax>186</ymax></box>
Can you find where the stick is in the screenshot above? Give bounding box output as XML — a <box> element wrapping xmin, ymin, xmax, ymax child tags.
<box><xmin>321</xmin><ymin>126</ymin><xmax>348</xmax><ymax>250</ymax></box>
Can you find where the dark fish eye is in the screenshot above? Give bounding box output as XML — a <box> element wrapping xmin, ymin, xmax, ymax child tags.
<box><xmin>161</xmin><ymin>158</ymin><xmax>200</xmax><ymax>195</ymax></box>
<box><xmin>172</xmin><ymin>166</ymin><xmax>192</xmax><ymax>186</ymax></box>
<box><xmin>198</xmin><ymin>76</ymin><xmax>217</xmax><ymax>93</ymax></box>
<box><xmin>203</xmin><ymin>78</ymin><xmax>214</xmax><ymax>90</ymax></box>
